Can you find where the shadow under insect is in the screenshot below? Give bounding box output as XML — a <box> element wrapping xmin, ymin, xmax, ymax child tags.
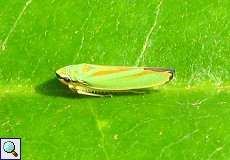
<box><xmin>35</xmin><ymin>78</ymin><xmax>158</xmax><ymax>98</ymax></box>
<box><xmin>35</xmin><ymin>79</ymin><xmax>79</xmax><ymax>98</ymax></box>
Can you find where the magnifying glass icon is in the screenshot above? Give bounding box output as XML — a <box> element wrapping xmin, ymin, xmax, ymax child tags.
<box><xmin>3</xmin><ymin>141</ymin><xmax>18</xmax><ymax>157</ymax></box>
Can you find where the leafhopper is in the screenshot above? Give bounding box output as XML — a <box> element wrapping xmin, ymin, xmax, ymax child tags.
<box><xmin>56</xmin><ymin>63</ymin><xmax>175</xmax><ymax>97</ymax></box>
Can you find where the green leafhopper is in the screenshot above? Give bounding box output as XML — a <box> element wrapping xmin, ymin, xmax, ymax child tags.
<box><xmin>56</xmin><ymin>63</ymin><xmax>175</xmax><ymax>97</ymax></box>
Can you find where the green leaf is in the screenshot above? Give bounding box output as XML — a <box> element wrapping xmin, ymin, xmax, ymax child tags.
<box><xmin>1</xmin><ymin>0</ymin><xmax>230</xmax><ymax>159</ymax></box>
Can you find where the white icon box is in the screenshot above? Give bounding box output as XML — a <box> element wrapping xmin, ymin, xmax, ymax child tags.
<box><xmin>0</xmin><ymin>138</ymin><xmax>21</xmax><ymax>160</ymax></box>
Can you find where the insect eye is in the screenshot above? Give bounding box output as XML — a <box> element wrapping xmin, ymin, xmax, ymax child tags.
<box><xmin>63</xmin><ymin>77</ymin><xmax>71</xmax><ymax>82</ymax></box>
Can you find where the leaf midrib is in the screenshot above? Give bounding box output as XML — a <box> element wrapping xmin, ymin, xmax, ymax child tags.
<box><xmin>1</xmin><ymin>83</ymin><xmax>229</xmax><ymax>96</ymax></box>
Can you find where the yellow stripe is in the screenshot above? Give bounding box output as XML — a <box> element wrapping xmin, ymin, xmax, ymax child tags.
<box><xmin>82</xmin><ymin>64</ymin><xmax>90</xmax><ymax>73</ymax></box>
<box><xmin>128</xmin><ymin>70</ymin><xmax>154</xmax><ymax>78</ymax></box>
<box><xmin>92</xmin><ymin>68</ymin><xmax>133</xmax><ymax>77</ymax></box>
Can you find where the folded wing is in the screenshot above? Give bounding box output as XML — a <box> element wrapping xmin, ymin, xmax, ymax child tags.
<box><xmin>80</xmin><ymin>64</ymin><xmax>174</xmax><ymax>90</ymax></box>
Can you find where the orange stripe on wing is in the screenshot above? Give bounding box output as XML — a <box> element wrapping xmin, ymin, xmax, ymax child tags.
<box><xmin>82</xmin><ymin>64</ymin><xmax>90</xmax><ymax>73</ymax></box>
<box><xmin>92</xmin><ymin>68</ymin><xmax>133</xmax><ymax>77</ymax></box>
<box><xmin>126</xmin><ymin>70</ymin><xmax>171</xmax><ymax>79</ymax></box>
<box><xmin>128</xmin><ymin>70</ymin><xmax>154</xmax><ymax>78</ymax></box>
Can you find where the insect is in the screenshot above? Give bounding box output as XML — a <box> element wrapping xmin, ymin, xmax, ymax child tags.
<box><xmin>56</xmin><ymin>63</ymin><xmax>175</xmax><ymax>97</ymax></box>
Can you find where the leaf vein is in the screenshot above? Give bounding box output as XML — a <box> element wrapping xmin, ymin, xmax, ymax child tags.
<box><xmin>135</xmin><ymin>0</ymin><xmax>163</xmax><ymax>66</ymax></box>
<box><xmin>1</xmin><ymin>0</ymin><xmax>33</xmax><ymax>51</ymax></box>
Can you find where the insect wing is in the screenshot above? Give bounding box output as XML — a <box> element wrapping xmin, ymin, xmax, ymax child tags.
<box><xmin>79</xmin><ymin>64</ymin><xmax>174</xmax><ymax>90</ymax></box>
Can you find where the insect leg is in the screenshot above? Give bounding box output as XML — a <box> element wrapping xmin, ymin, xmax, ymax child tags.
<box><xmin>68</xmin><ymin>84</ymin><xmax>79</xmax><ymax>93</ymax></box>
<box><xmin>68</xmin><ymin>84</ymin><xmax>112</xmax><ymax>97</ymax></box>
<box><xmin>77</xmin><ymin>90</ymin><xmax>111</xmax><ymax>97</ymax></box>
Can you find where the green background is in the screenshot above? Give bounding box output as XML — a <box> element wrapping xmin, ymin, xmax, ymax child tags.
<box><xmin>0</xmin><ymin>0</ymin><xmax>230</xmax><ymax>159</ymax></box>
